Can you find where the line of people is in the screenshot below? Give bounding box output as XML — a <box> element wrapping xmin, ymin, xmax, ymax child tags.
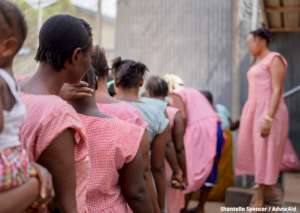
<box><xmin>0</xmin><ymin>2</ymin><xmax>224</xmax><ymax>212</ymax></box>
<box><xmin>1</xmin><ymin>1</ymin><xmax>300</xmax><ymax>213</ymax></box>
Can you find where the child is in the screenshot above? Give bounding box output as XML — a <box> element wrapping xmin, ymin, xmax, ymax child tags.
<box><xmin>0</xmin><ymin>1</ymin><xmax>53</xmax><ymax>212</ymax></box>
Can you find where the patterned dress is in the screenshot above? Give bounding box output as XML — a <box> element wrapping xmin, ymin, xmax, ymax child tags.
<box><xmin>79</xmin><ymin>114</ymin><xmax>144</xmax><ymax>213</ymax></box>
<box><xmin>19</xmin><ymin>93</ymin><xmax>88</xmax><ymax>212</ymax></box>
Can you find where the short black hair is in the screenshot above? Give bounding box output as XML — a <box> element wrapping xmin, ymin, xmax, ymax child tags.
<box><xmin>250</xmin><ymin>28</ymin><xmax>272</xmax><ymax>45</ymax></box>
<box><xmin>201</xmin><ymin>90</ymin><xmax>214</xmax><ymax>105</ymax></box>
<box><xmin>82</xmin><ymin>66</ymin><xmax>98</xmax><ymax>90</ymax></box>
<box><xmin>112</xmin><ymin>57</ymin><xmax>148</xmax><ymax>89</ymax></box>
<box><xmin>0</xmin><ymin>0</ymin><xmax>27</xmax><ymax>49</ymax></box>
<box><xmin>146</xmin><ymin>75</ymin><xmax>169</xmax><ymax>97</ymax></box>
<box><xmin>35</xmin><ymin>15</ymin><xmax>92</xmax><ymax>71</ymax></box>
<box><xmin>91</xmin><ymin>45</ymin><xmax>110</xmax><ymax>79</ymax></box>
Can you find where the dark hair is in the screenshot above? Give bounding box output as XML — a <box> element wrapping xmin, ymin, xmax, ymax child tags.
<box><xmin>201</xmin><ymin>90</ymin><xmax>213</xmax><ymax>106</ymax></box>
<box><xmin>250</xmin><ymin>28</ymin><xmax>272</xmax><ymax>45</ymax></box>
<box><xmin>146</xmin><ymin>76</ymin><xmax>169</xmax><ymax>97</ymax></box>
<box><xmin>91</xmin><ymin>45</ymin><xmax>110</xmax><ymax>79</ymax></box>
<box><xmin>82</xmin><ymin>66</ymin><xmax>98</xmax><ymax>90</ymax></box>
<box><xmin>0</xmin><ymin>0</ymin><xmax>27</xmax><ymax>49</ymax></box>
<box><xmin>35</xmin><ymin>15</ymin><xmax>92</xmax><ymax>70</ymax></box>
<box><xmin>112</xmin><ymin>57</ymin><xmax>148</xmax><ymax>89</ymax></box>
<box><xmin>107</xmin><ymin>81</ymin><xmax>116</xmax><ymax>97</ymax></box>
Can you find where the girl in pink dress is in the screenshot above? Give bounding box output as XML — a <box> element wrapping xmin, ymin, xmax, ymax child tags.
<box><xmin>19</xmin><ymin>15</ymin><xmax>93</xmax><ymax>213</ymax></box>
<box><xmin>236</xmin><ymin>28</ymin><xmax>289</xmax><ymax>207</ymax></box>
<box><xmin>164</xmin><ymin>74</ymin><xmax>220</xmax><ymax>213</ymax></box>
<box><xmin>0</xmin><ymin>1</ymin><xmax>54</xmax><ymax>212</ymax></box>
<box><xmin>68</xmin><ymin>68</ymin><xmax>153</xmax><ymax>213</ymax></box>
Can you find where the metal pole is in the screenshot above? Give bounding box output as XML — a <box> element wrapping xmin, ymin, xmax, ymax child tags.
<box><xmin>251</xmin><ymin>0</ymin><xmax>259</xmax><ymax>30</ymax></box>
<box><xmin>37</xmin><ymin>0</ymin><xmax>43</xmax><ymax>48</ymax></box>
<box><xmin>96</xmin><ymin>0</ymin><xmax>102</xmax><ymax>45</ymax></box>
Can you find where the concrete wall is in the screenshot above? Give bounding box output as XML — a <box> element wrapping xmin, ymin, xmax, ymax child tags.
<box><xmin>115</xmin><ymin>0</ymin><xmax>234</xmax><ymax>108</ymax></box>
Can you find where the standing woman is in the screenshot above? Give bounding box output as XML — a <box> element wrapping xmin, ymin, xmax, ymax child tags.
<box><xmin>112</xmin><ymin>58</ymin><xmax>170</xmax><ymax>211</ymax></box>
<box><xmin>19</xmin><ymin>15</ymin><xmax>92</xmax><ymax>212</ymax></box>
<box><xmin>236</xmin><ymin>28</ymin><xmax>289</xmax><ymax>207</ymax></box>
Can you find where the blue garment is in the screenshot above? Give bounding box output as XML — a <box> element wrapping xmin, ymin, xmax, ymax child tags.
<box><xmin>129</xmin><ymin>98</ymin><xmax>169</xmax><ymax>142</ymax></box>
<box><xmin>203</xmin><ymin>121</ymin><xmax>223</xmax><ymax>187</ymax></box>
<box><xmin>215</xmin><ymin>104</ymin><xmax>231</xmax><ymax>130</ymax></box>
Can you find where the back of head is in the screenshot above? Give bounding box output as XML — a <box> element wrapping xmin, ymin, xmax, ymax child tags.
<box><xmin>145</xmin><ymin>75</ymin><xmax>169</xmax><ymax>98</ymax></box>
<box><xmin>201</xmin><ymin>90</ymin><xmax>214</xmax><ymax>105</ymax></box>
<box><xmin>163</xmin><ymin>74</ymin><xmax>184</xmax><ymax>92</ymax></box>
<box><xmin>35</xmin><ymin>15</ymin><xmax>92</xmax><ymax>70</ymax></box>
<box><xmin>112</xmin><ymin>57</ymin><xmax>148</xmax><ymax>89</ymax></box>
<box><xmin>0</xmin><ymin>0</ymin><xmax>27</xmax><ymax>52</ymax></box>
<box><xmin>91</xmin><ymin>45</ymin><xmax>109</xmax><ymax>79</ymax></box>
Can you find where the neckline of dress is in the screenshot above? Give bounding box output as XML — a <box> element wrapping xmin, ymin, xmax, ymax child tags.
<box><xmin>252</xmin><ymin>51</ymin><xmax>273</xmax><ymax>67</ymax></box>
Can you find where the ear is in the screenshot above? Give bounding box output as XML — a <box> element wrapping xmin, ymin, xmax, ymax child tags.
<box><xmin>0</xmin><ymin>37</ymin><xmax>18</xmax><ymax>58</ymax></box>
<box><xmin>70</xmin><ymin>47</ymin><xmax>82</xmax><ymax>64</ymax></box>
<box><xmin>139</xmin><ymin>78</ymin><xmax>144</xmax><ymax>87</ymax></box>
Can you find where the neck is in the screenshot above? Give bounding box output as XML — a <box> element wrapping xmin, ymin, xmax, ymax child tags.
<box><xmin>0</xmin><ymin>61</ymin><xmax>13</xmax><ymax>76</ymax></box>
<box><xmin>152</xmin><ymin>96</ymin><xmax>165</xmax><ymax>101</ymax></box>
<box><xmin>95</xmin><ymin>77</ymin><xmax>119</xmax><ymax>103</ymax></box>
<box><xmin>115</xmin><ymin>87</ymin><xmax>140</xmax><ymax>101</ymax></box>
<box><xmin>70</xmin><ymin>95</ymin><xmax>101</xmax><ymax>116</ymax></box>
<box><xmin>21</xmin><ymin>63</ymin><xmax>65</xmax><ymax>95</ymax></box>
<box><xmin>96</xmin><ymin>77</ymin><xmax>109</xmax><ymax>95</ymax></box>
<box><xmin>257</xmin><ymin>48</ymin><xmax>270</xmax><ymax>60</ymax></box>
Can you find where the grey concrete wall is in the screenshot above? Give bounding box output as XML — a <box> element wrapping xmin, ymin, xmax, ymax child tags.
<box><xmin>115</xmin><ymin>0</ymin><xmax>234</xmax><ymax>108</ymax></box>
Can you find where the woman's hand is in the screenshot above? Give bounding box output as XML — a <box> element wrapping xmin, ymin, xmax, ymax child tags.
<box><xmin>260</xmin><ymin>118</ymin><xmax>272</xmax><ymax>138</ymax></box>
<box><xmin>30</xmin><ymin>163</ymin><xmax>55</xmax><ymax>209</ymax></box>
<box><xmin>59</xmin><ymin>81</ymin><xmax>93</xmax><ymax>101</ymax></box>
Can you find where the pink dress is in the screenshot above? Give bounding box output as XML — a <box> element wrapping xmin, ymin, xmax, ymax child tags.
<box><xmin>236</xmin><ymin>52</ymin><xmax>289</xmax><ymax>185</ymax></box>
<box><xmin>79</xmin><ymin>114</ymin><xmax>144</xmax><ymax>213</ymax></box>
<box><xmin>19</xmin><ymin>93</ymin><xmax>89</xmax><ymax>213</ymax></box>
<box><xmin>173</xmin><ymin>87</ymin><xmax>219</xmax><ymax>193</ymax></box>
<box><xmin>165</xmin><ymin>106</ymin><xmax>185</xmax><ymax>213</ymax></box>
<box><xmin>97</xmin><ymin>102</ymin><xmax>147</xmax><ymax>128</ymax></box>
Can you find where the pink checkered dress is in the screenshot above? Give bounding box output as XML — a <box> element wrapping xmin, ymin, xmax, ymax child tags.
<box><xmin>97</xmin><ymin>102</ymin><xmax>148</xmax><ymax>128</ymax></box>
<box><xmin>79</xmin><ymin>114</ymin><xmax>144</xmax><ymax>213</ymax></box>
<box><xmin>19</xmin><ymin>93</ymin><xmax>88</xmax><ymax>213</ymax></box>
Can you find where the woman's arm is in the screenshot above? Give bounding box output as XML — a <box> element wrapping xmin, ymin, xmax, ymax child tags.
<box><xmin>261</xmin><ymin>56</ymin><xmax>286</xmax><ymax>137</ymax></box>
<box><xmin>37</xmin><ymin>129</ymin><xmax>77</xmax><ymax>213</ymax></box>
<box><xmin>170</xmin><ymin>94</ymin><xmax>187</xmax><ymax>128</ymax></box>
<box><xmin>120</xmin><ymin>134</ymin><xmax>154</xmax><ymax>213</ymax></box>
<box><xmin>0</xmin><ymin>177</ymin><xmax>39</xmax><ymax>213</ymax></box>
<box><xmin>172</xmin><ymin>112</ymin><xmax>187</xmax><ymax>182</ymax></box>
<box><xmin>151</xmin><ymin>125</ymin><xmax>171</xmax><ymax>210</ymax></box>
<box><xmin>140</xmin><ymin>131</ymin><xmax>160</xmax><ymax>213</ymax></box>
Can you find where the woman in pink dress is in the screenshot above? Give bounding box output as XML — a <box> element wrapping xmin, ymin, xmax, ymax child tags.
<box><xmin>236</xmin><ymin>28</ymin><xmax>289</xmax><ymax>207</ymax></box>
<box><xmin>145</xmin><ymin>76</ymin><xmax>187</xmax><ymax>213</ymax></box>
<box><xmin>19</xmin><ymin>15</ymin><xmax>92</xmax><ymax>212</ymax></box>
<box><xmin>68</xmin><ymin>68</ymin><xmax>153</xmax><ymax>213</ymax></box>
<box><xmin>164</xmin><ymin>74</ymin><xmax>220</xmax><ymax>213</ymax></box>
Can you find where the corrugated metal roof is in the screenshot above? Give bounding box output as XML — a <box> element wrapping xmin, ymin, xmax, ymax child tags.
<box><xmin>260</xmin><ymin>0</ymin><xmax>300</xmax><ymax>32</ymax></box>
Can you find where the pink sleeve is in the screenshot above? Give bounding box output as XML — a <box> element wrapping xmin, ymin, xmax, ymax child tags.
<box><xmin>267</xmin><ymin>52</ymin><xmax>288</xmax><ymax>70</ymax></box>
<box><xmin>115</xmin><ymin>121</ymin><xmax>145</xmax><ymax>168</ymax></box>
<box><xmin>34</xmin><ymin>105</ymin><xmax>86</xmax><ymax>161</ymax></box>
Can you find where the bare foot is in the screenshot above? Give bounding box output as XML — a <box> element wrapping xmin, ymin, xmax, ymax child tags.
<box><xmin>250</xmin><ymin>190</ymin><xmax>264</xmax><ymax>207</ymax></box>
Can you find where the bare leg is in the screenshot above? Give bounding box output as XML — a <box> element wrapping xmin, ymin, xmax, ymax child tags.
<box><xmin>181</xmin><ymin>193</ymin><xmax>192</xmax><ymax>213</ymax></box>
<box><xmin>250</xmin><ymin>184</ymin><xmax>265</xmax><ymax>207</ymax></box>
<box><xmin>194</xmin><ymin>186</ymin><xmax>211</xmax><ymax>213</ymax></box>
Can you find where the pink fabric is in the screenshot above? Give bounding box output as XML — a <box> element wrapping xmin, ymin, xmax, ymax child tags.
<box><xmin>236</xmin><ymin>52</ymin><xmax>289</xmax><ymax>185</ymax></box>
<box><xmin>173</xmin><ymin>87</ymin><xmax>218</xmax><ymax>193</ymax></box>
<box><xmin>97</xmin><ymin>102</ymin><xmax>148</xmax><ymax>128</ymax></box>
<box><xmin>79</xmin><ymin>114</ymin><xmax>144</xmax><ymax>213</ymax></box>
<box><xmin>19</xmin><ymin>93</ymin><xmax>88</xmax><ymax>213</ymax></box>
<box><xmin>281</xmin><ymin>139</ymin><xmax>300</xmax><ymax>172</ymax></box>
<box><xmin>166</xmin><ymin>106</ymin><xmax>179</xmax><ymax>128</ymax></box>
<box><xmin>165</xmin><ymin>106</ymin><xmax>184</xmax><ymax>213</ymax></box>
